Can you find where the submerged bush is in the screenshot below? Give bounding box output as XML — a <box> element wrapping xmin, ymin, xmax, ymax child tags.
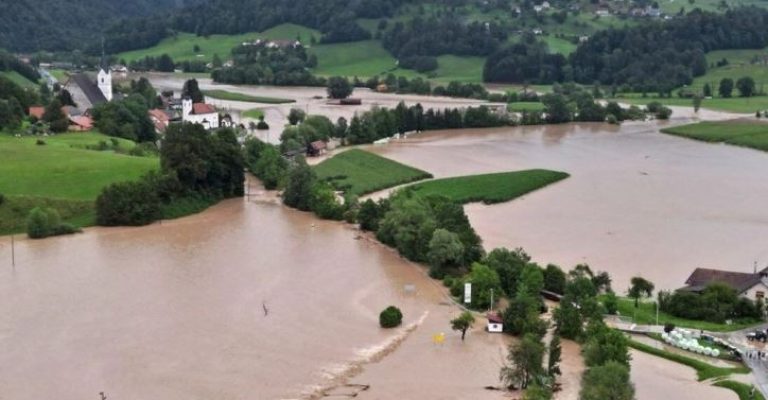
<box><xmin>26</xmin><ymin>207</ymin><xmax>81</xmax><ymax>239</ymax></box>
<box><xmin>379</xmin><ymin>306</ymin><xmax>403</xmax><ymax>328</ymax></box>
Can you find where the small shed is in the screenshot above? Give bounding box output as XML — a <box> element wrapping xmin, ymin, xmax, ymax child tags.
<box><xmin>487</xmin><ymin>313</ymin><xmax>503</xmax><ymax>333</ymax></box>
<box><xmin>307</xmin><ymin>140</ymin><xmax>327</xmax><ymax>157</ymax></box>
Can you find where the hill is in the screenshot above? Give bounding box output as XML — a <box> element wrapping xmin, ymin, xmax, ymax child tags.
<box><xmin>0</xmin><ymin>0</ymin><xmax>192</xmax><ymax>52</ymax></box>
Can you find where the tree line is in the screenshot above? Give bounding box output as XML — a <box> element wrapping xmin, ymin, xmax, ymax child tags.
<box><xmin>484</xmin><ymin>7</ymin><xmax>768</xmax><ymax>93</ymax></box>
<box><xmin>211</xmin><ymin>42</ymin><xmax>322</xmax><ymax>86</ymax></box>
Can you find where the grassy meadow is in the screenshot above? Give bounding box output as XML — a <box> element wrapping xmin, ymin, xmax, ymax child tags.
<box><xmin>203</xmin><ymin>90</ymin><xmax>295</xmax><ymax>104</ymax></box>
<box><xmin>508</xmin><ymin>102</ymin><xmax>546</xmax><ymax>112</ymax></box>
<box><xmin>607</xmin><ymin>295</ymin><xmax>759</xmax><ymax>332</ymax></box>
<box><xmin>628</xmin><ymin>339</ymin><xmax>749</xmax><ymax>381</ymax></box>
<box><xmin>242</xmin><ymin>109</ymin><xmax>265</xmax><ymax>119</ymax></box>
<box><xmin>662</xmin><ymin>121</ymin><xmax>768</xmax><ymax>152</ymax></box>
<box><xmin>0</xmin><ymin>133</ymin><xmax>158</xmax><ymax>234</ymax></box>
<box><xmin>615</xmin><ymin>94</ymin><xmax>768</xmax><ymax>113</ymax></box>
<box><xmin>118</xmin><ymin>23</ymin><xmax>320</xmax><ymax>63</ymax></box>
<box><xmin>407</xmin><ymin>169</ymin><xmax>569</xmax><ymax>205</ymax></box>
<box><xmin>1</xmin><ymin>71</ymin><xmax>38</xmax><ymax>88</ymax></box>
<box><xmin>314</xmin><ymin>149</ymin><xmax>432</xmax><ymax>196</ymax></box>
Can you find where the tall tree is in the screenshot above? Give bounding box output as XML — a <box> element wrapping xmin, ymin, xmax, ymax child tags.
<box><xmin>450</xmin><ymin>311</ymin><xmax>475</xmax><ymax>341</ymax></box>
<box><xmin>718</xmin><ymin>78</ymin><xmax>734</xmax><ymax>98</ymax></box>
<box><xmin>579</xmin><ymin>361</ymin><xmax>635</xmax><ymax>400</ymax></box>
<box><xmin>182</xmin><ymin>78</ymin><xmax>204</xmax><ymax>103</ymax></box>
<box><xmin>327</xmin><ymin>76</ymin><xmax>354</xmax><ymax>99</ymax></box>
<box><xmin>628</xmin><ymin>277</ymin><xmax>655</xmax><ymax>307</ymax></box>
<box><xmin>500</xmin><ymin>334</ymin><xmax>545</xmax><ymax>389</ymax></box>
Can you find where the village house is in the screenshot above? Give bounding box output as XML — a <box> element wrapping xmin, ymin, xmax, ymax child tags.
<box><xmin>487</xmin><ymin>313</ymin><xmax>503</xmax><ymax>333</ymax></box>
<box><xmin>181</xmin><ymin>97</ymin><xmax>219</xmax><ymax>130</ymax></box>
<box><xmin>678</xmin><ymin>267</ymin><xmax>768</xmax><ymax>300</ymax></box>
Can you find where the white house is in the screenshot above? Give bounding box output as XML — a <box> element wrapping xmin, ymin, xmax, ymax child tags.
<box><xmin>487</xmin><ymin>313</ymin><xmax>503</xmax><ymax>333</ymax></box>
<box><xmin>678</xmin><ymin>267</ymin><xmax>768</xmax><ymax>301</ymax></box>
<box><xmin>182</xmin><ymin>98</ymin><xmax>219</xmax><ymax>130</ymax></box>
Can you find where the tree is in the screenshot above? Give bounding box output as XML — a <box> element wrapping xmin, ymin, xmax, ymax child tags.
<box><xmin>157</xmin><ymin>54</ymin><xmax>175</xmax><ymax>72</ymax></box>
<box><xmin>523</xmin><ymin>382</ymin><xmax>553</xmax><ymax>400</ymax></box>
<box><xmin>427</xmin><ymin>228</ymin><xmax>464</xmax><ymax>277</ymax></box>
<box><xmin>451</xmin><ymin>311</ymin><xmax>475</xmax><ymax>341</ymax></box>
<box><xmin>57</xmin><ymin>89</ymin><xmax>76</xmax><ymax>107</ymax></box>
<box><xmin>548</xmin><ymin>335</ymin><xmax>562</xmax><ymax>377</ymax></box>
<box><xmin>582</xmin><ymin>321</ymin><xmax>630</xmax><ymax>367</ymax></box>
<box><xmin>42</xmin><ymin>98</ymin><xmax>68</xmax><ymax>132</ymax></box>
<box><xmin>212</xmin><ymin>53</ymin><xmax>223</xmax><ymax>69</ymax></box>
<box><xmin>628</xmin><ymin>276</ymin><xmax>654</xmax><ymax>307</ymax></box>
<box><xmin>288</xmin><ymin>108</ymin><xmax>306</xmax><ymax>125</ymax></box>
<box><xmin>603</xmin><ymin>291</ymin><xmax>619</xmax><ymax>315</ymax></box>
<box><xmin>579</xmin><ymin>361</ymin><xmax>635</xmax><ymax>400</ymax></box>
<box><xmin>543</xmin><ymin>264</ymin><xmax>566</xmax><ymax>295</ymax></box>
<box><xmin>379</xmin><ymin>306</ymin><xmax>403</xmax><ymax>328</ymax></box>
<box><xmin>542</xmin><ymin>93</ymin><xmax>572</xmax><ymax>123</ymax></box>
<box><xmin>484</xmin><ymin>247</ymin><xmax>530</xmax><ymax>297</ymax></box>
<box><xmin>182</xmin><ymin>78</ymin><xmax>204</xmax><ymax>103</ymax></box>
<box><xmin>692</xmin><ymin>95</ymin><xmax>702</xmax><ymax>113</ymax></box>
<box><xmin>703</xmin><ymin>83</ymin><xmax>712</xmax><ymax>97</ymax></box>
<box><xmin>327</xmin><ymin>76</ymin><xmax>353</xmax><ymax>99</ymax></box>
<box><xmin>719</xmin><ymin>78</ymin><xmax>734</xmax><ymax>98</ymax></box>
<box><xmin>96</xmin><ymin>178</ymin><xmax>162</xmax><ymax>226</ymax></box>
<box><xmin>463</xmin><ymin>263</ymin><xmax>502</xmax><ymax>309</ymax></box>
<box><xmin>282</xmin><ymin>157</ymin><xmax>316</xmax><ymax>211</ymax></box>
<box><xmin>737</xmin><ymin>76</ymin><xmax>756</xmax><ymax>97</ymax></box>
<box><xmin>39</xmin><ymin>82</ymin><xmax>51</xmax><ymax>105</ymax></box>
<box><xmin>500</xmin><ymin>334</ymin><xmax>545</xmax><ymax>389</ymax></box>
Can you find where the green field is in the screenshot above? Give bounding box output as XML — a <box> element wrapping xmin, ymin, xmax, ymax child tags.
<box><xmin>628</xmin><ymin>339</ymin><xmax>749</xmax><ymax>381</ymax></box>
<box><xmin>608</xmin><ymin>295</ymin><xmax>760</xmax><ymax>332</ymax></box>
<box><xmin>314</xmin><ymin>149</ymin><xmax>432</xmax><ymax>196</ymax></box>
<box><xmin>310</xmin><ymin>40</ymin><xmax>406</xmax><ymax>78</ymax></box>
<box><xmin>508</xmin><ymin>102</ymin><xmax>546</xmax><ymax>112</ymax></box>
<box><xmin>616</xmin><ymin>94</ymin><xmax>768</xmax><ymax>113</ymax></box>
<box><xmin>242</xmin><ymin>108</ymin><xmax>264</xmax><ymax>119</ymax></box>
<box><xmin>118</xmin><ymin>23</ymin><xmax>320</xmax><ymax>63</ymax></box>
<box><xmin>407</xmin><ymin>169</ymin><xmax>569</xmax><ymax>204</ymax></box>
<box><xmin>543</xmin><ymin>35</ymin><xmax>577</xmax><ymax>55</ymax></box>
<box><xmin>662</xmin><ymin>121</ymin><xmax>768</xmax><ymax>152</ymax></box>
<box><xmin>203</xmin><ymin>90</ymin><xmax>295</xmax><ymax>104</ymax></box>
<box><xmin>1</xmin><ymin>71</ymin><xmax>38</xmax><ymax>88</ymax></box>
<box><xmin>0</xmin><ymin>133</ymin><xmax>158</xmax><ymax>234</ymax></box>
<box><xmin>432</xmin><ymin>55</ymin><xmax>485</xmax><ymax>84</ymax></box>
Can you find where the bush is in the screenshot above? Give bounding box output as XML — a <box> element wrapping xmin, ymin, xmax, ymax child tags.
<box><xmin>36</xmin><ymin>139</ymin><xmax>46</xmax><ymax>145</ymax></box>
<box><xmin>606</xmin><ymin>114</ymin><xmax>619</xmax><ymax>124</ymax></box>
<box><xmin>379</xmin><ymin>306</ymin><xmax>403</xmax><ymax>328</ymax></box>
<box><xmin>664</xmin><ymin>323</ymin><xmax>675</xmax><ymax>333</ymax></box>
<box><xmin>96</xmin><ymin>178</ymin><xmax>162</xmax><ymax>226</ymax></box>
<box><xmin>0</xmin><ymin>193</ymin><xmax>4</xmax><ymax>205</ymax></box>
<box><xmin>26</xmin><ymin>207</ymin><xmax>80</xmax><ymax>239</ymax></box>
<box><xmin>256</xmin><ymin>120</ymin><xmax>270</xmax><ymax>130</ymax></box>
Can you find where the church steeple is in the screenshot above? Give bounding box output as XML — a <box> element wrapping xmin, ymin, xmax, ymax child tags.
<box><xmin>97</xmin><ymin>37</ymin><xmax>113</xmax><ymax>101</ymax></box>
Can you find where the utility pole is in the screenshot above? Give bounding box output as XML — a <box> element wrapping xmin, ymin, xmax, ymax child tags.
<box><xmin>489</xmin><ymin>289</ymin><xmax>494</xmax><ymax>312</ymax></box>
<box><xmin>10</xmin><ymin>234</ymin><xmax>15</xmax><ymax>267</ymax></box>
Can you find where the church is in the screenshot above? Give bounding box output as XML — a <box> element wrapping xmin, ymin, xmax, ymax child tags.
<box><xmin>64</xmin><ymin>56</ymin><xmax>113</xmax><ymax>111</ymax></box>
<box><xmin>181</xmin><ymin>97</ymin><xmax>220</xmax><ymax>130</ymax></box>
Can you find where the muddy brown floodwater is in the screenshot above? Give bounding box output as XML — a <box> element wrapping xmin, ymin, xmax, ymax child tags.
<box><xmin>365</xmin><ymin>116</ymin><xmax>768</xmax><ymax>291</ymax></box>
<box><xmin>0</xmin><ymin>195</ymin><xmax>507</xmax><ymax>400</ymax></box>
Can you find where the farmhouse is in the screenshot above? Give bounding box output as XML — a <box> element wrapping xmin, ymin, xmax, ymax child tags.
<box><xmin>678</xmin><ymin>267</ymin><xmax>768</xmax><ymax>300</ymax></box>
<box><xmin>181</xmin><ymin>98</ymin><xmax>219</xmax><ymax>130</ymax></box>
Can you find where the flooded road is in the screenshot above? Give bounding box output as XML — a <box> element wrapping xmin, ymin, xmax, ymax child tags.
<box><xmin>365</xmin><ymin>117</ymin><xmax>768</xmax><ymax>291</ymax></box>
<box><xmin>0</xmin><ymin>197</ymin><xmax>504</xmax><ymax>400</ymax></box>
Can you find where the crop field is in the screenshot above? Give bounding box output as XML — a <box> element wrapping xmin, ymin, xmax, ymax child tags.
<box><xmin>203</xmin><ymin>90</ymin><xmax>295</xmax><ymax>104</ymax></box>
<box><xmin>407</xmin><ymin>169</ymin><xmax>569</xmax><ymax>204</ymax></box>
<box><xmin>1</xmin><ymin>71</ymin><xmax>38</xmax><ymax>88</ymax></box>
<box><xmin>508</xmin><ymin>102</ymin><xmax>546</xmax><ymax>112</ymax></box>
<box><xmin>314</xmin><ymin>149</ymin><xmax>432</xmax><ymax>196</ymax></box>
<box><xmin>661</xmin><ymin>121</ymin><xmax>768</xmax><ymax>151</ymax></box>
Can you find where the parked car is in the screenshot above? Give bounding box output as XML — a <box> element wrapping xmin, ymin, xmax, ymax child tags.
<box><xmin>747</xmin><ymin>330</ymin><xmax>767</xmax><ymax>342</ymax></box>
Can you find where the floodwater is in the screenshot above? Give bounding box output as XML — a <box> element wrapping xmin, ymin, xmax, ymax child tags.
<box><xmin>365</xmin><ymin>114</ymin><xmax>768</xmax><ymax>291</ymax></box>
<box><xmin>141</xmin><ymin>73</ymin><xmax>500</xmax><ymax>145</ymax></box>
<box><xmin>0</xmin><ymin>191</ymin><xmax>506</xmax><ymax>400</ymax></box>
<box><xmin>631</xmin><ymin>349</ymin><xmax>737</xmax><ymax>400</ymax></box>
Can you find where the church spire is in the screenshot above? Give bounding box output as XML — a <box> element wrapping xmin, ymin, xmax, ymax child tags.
<box><xmin>100</xmin><ymin>37</ymin><xmax>108</xmax><ymax>72</ymax></box>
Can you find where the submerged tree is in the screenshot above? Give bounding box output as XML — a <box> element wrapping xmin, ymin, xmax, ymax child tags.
<box><xmin>500</xmin><ymin>334</ymin><xmax>545</xmax><ymax>389</ymax></box>
<box><xmin>450</xmin><ymin>311</ymin><xmax>475</xmax><ymax>341</ymax></box>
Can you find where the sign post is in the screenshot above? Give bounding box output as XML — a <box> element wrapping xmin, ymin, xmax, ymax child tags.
<box><xmin>464</xmin><ymin>282</ymin><xmax>472</xmax><ymax>304</ymax></box>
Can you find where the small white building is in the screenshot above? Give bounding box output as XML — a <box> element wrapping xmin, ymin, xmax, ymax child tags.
<box><xmin>182</xmin><ymin>98</ymin><xmax>219</xmax><ymax>130</ymax></box>
<box><xmin>487</xmin><ymin>313</ymin><xmax>503</xmax><ymax>333</ymax></box>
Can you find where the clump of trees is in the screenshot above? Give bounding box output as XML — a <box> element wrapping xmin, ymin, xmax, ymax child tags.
<box><xmin>26</xmin><ymin>207</ymin><xmax>80</xmax><ymax>239</ymax></box>
<box><xmin>244</xmin><ymin>138</ymin><xmax>289</xmax><ymax>190</ymax></box>
<box><xmin>327</xmin><ymin>76</ymin><xmax>353</xmax><ymax>99</ymax></box>
<box><xmin>91</xmin><ymin>94</ymin><xmax>157</xmax><ymax>142</ymax></box>
<box><xmin>212</xmin><ymin>43</ymin><xmax>323</xmax><ymax>86</ymax></box>
<box><xmin>659</xmin><ymin>282</ymin><xmax>764</xmax><ymax>323</ymax></box>
<box><xmin>96</xmin><ymin>123</ymin><xmax>244</xmax><ymax>226</ymax></box>
<box><xmin>379</xmin><ymin>306</ymin><xmax>403</xmax><ymax>328</ymax></box>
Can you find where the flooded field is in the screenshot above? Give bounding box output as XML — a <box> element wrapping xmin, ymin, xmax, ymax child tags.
<box><xmin>365</xmin><ymin>117</ymin><xmax>768</xmax><ymax>291</ymax></box>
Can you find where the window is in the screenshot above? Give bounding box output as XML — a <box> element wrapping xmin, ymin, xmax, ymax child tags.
<box><xmin>757</xmin><ymin>291</ymin><xmax>765</xmax><ymax>299</ymax></box>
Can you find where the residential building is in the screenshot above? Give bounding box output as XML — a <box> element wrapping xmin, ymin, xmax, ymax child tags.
<box><xmin>181</xmin><ymin>98</ymin><xmax>219</xmax><ymax>130</ymax></box>
<box><xmin>678</xmin><ymin>267</ymin><xmax>768</xmax><ymax>300</ymax></box>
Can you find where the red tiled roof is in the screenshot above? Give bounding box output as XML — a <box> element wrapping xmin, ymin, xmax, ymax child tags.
<box><xmin>192</xmin><ymin>103</ymin><xmax>216</xmax><ymax>115</ymax></box>
<box><xmin>310</xmin><ymin>140</ymin><xmax>327</xmax><ymax>151</ymax></box>
<box><xmin>487</xmin><ymin>313</ymin><xmax>503</xmax><ymax>324</ymax></box>
<box><xmin>29</xmin><ymin>106</ymin><xmax>45</xmax><ymax>119</ymax></box>
<box><xmin>149</xmin><ymin>109</ymin><xmax>170</xmax><ymax>122</ymax></box>
<box><xmin>69</xmin><ymin>116</ymin><xmax>93</xmax><ymax>130</ymax></box>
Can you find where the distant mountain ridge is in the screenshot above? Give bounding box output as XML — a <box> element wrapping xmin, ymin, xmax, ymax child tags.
<box><xmin>0</xmin><ymin>0</ymin><xmax>197</xmax><ymax>52</ymax></box>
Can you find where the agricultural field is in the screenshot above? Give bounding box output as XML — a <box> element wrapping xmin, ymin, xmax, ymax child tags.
<box><xmin>203</xmin><ymin>90</ymin><xmax>295</xmax><ymax>104</ymax></box>
<box><xmin>507</xmin><ymin>101</ymin><xmax>545</xmax><ymax>112</ymax></box>
<box><xmin>242</xmin><ymin>109</ymin><xmax>264</xmax><ymax>119</ymax></box>
<box><xmin>542</xmin><ymin>35</ymin><xmax>578</xmax><ymax>55</ymax></box>
<box><xmin>616</xmin><ymin>94</ymin><xmax>768</xmax><ymax>113</ymax></box>
<box><xmin>314</xmin><ymin>149</ymin><xmax>432</xmax><ymax>196</ymax></box>
<box><xmin>661</xmin><ymin>121</ymin><xmax>768</xmax><ymax>152</ymax></box>
<box><xmin>1</xmin><ymin>71</ymin><xmax>38</xmax><ymax>88</ymax></box>
<box><xmin>118</xmin><ymin>23</ymin><xmax>320</xmax><ymax>63</ymax></box>
<box><xmin>0</xmin><ymin>132</ymin><xmax>158</xmax><ymax>234</ymax></box>
<box><xmin>407</xmin><ymin>169</ymin><xmax>569</xmax><ymax>204</ymax></box>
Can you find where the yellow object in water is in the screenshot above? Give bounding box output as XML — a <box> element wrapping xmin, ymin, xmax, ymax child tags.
<box><xmin>432</xmin><ymin>332</ymin><xmax>445</xmax><ymax>345</ymax></box>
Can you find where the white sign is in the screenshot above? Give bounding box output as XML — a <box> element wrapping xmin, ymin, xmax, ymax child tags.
<box><xmin>464</xmin><ymin>283</ymin><xmax>472</xmax><ymax>304</ymax></box>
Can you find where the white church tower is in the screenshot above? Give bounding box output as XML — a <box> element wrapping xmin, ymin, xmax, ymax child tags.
<box><xmin>97</xmin><ymin>39</ymin><xmax>112</xmax><ymax>101</ymax></box>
